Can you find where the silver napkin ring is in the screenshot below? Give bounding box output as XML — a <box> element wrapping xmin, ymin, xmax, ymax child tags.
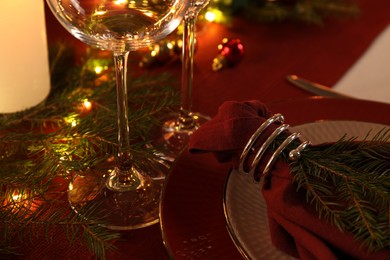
<box><xmin>238</xmin><ymin>113</ymin><xmax>310</xmax><ymax>183</ymax></box>
<box><xmin>238</xmin><ymin>114</ymin><xmax>284</xmax><ymax>174</ymax></box>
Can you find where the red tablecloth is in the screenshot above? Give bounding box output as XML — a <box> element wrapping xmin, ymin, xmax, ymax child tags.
<box><xmin>189</xmin><ymin>0</ymin><xmax>390</xmax><ymax>116</ymax></box>
<box><xmin>45</xmin><ymin>0</ymin><xmax>390</xmax><ymax>118</ymax></box>
<box><xmin>19</xmin><ymin>0</ymin><xmax>389</xmax><ymax>258</ymax></box>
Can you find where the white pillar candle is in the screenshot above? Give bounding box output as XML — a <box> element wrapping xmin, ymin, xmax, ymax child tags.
<box><xmin>0</xmin><ymin>0</ymin><xmax>50</xmax><ymax>113</ymax></box>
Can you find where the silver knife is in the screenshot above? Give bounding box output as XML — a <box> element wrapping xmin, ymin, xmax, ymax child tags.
<box><xmin>286</xmin><ymin>75</ymin><xmax>353</xmax><ymax>98</ymax></box>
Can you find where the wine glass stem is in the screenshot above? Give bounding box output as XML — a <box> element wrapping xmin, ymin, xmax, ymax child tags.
<box><xmin>113</xmin><ymin>51</ymin><xmax>133</xmax><ymax>183</ymax></box>
<box><xmin>180</xmin><ymin>14</ymin><xmax>197</xmax><ymax>122</ymax></box>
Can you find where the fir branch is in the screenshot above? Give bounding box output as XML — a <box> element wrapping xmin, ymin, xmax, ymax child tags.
<box><xmin>211</xmin><ymin>0</ymin><xmax>360</xmax><ymax>24</ymax></box>
<box><xmin>0</xmin><ymin>44</ymin><xmax>179</xmax><ymax>258</ymax></box>
<box><xmin>1</xmin><ymin>193</ymin><xmax>120</xmax><ymax>260</ymax></box>
<box><xmin>288</xmin><ymin>129</ymin><xmax>390</xmax><ymax>252</ymax></box>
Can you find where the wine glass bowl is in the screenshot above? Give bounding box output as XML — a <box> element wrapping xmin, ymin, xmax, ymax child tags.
<box><xmin>46</xmin><ymin>0</ymin><xmax>188</xmax><ymax>230</ymax></box>
<box><xmin>47</xmin><ymin>0</ymin><xmax>187</xmax><ymax>52</ymax></box>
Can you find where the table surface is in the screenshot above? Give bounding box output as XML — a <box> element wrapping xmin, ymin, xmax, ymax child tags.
<box><xmin>15</xmin><ymin>0</ymin><xmax>390</xmax><ymax>259</ymax></box>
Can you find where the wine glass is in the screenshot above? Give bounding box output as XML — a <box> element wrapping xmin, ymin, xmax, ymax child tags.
<box><xmin>45</xmin><ymin>0</ymin><xmax>188</xmax><ymax>230</ymax></box>
<box><xmin>160</xmin><ymin>0</ymin><xmax>210</xmax><ymax>159</ymax></box>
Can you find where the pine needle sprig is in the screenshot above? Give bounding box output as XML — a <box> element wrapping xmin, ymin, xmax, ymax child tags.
<box><xmin>1</xmin><ymin>193</ymin><xmax>121</xmax><ymax>259</ymax></box>
<box><xmin>212</xmin><ymin>0</ymin><xmax>360</xmax><ymax>25</ymax></box>
<box><xmin>0</xmin><ymin>44</ymin><xmax>179</xmax><ymax>258</ymax></box>
<box><xmin>288</xmin><ymin>128</ymin><xmax>390</xmax><ymax>252</ymax></box>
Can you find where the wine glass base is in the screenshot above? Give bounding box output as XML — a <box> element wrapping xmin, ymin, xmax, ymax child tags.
<box><xmin>158</xmin><ymin>112</ymin><xmax>210</xmax><ymax>161</ymax></box>
<box><xmin>68</xmin><ymin>166</ymin><xmax>164</xmax><ymax>230</ymax></box>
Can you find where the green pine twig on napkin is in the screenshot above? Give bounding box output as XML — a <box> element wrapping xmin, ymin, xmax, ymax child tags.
<box><xmin>289</xmin><ymin>129</ymin><xmax>390</xmax><ymax>252</ymax></box>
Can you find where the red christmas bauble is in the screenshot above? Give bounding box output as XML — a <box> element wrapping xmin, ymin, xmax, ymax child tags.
<box><xmin>213</xmin><ymin>38</ymin><xmax>245</xmax><ymax>71</ymax></box>
<box><xmin>219</xmin><ymin>38</ymin><xmax>245</xmax><ymax>64</ymax></box>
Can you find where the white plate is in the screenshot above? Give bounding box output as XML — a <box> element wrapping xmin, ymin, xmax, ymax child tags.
<box><xmin>223</xmin><ymin>120</ymin><xmax>389</xmax><ymax>260</ymax></box>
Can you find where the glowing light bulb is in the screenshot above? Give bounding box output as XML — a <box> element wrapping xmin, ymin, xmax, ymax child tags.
<box><xmin>114</xmin><ymin>0</ymin><xmax>128</xmax><ymax>5</ymax></box>
<box><xmin>167</xmin><ymin>42</ymin><xmax>174</xmax><ymax>49</ymax></box>
<box><xmin>12</xmin><ymin>193</ymin><xmax>23</xmax><ymax>202</ymax></box>
<box><xmin>82</xmin><ymin>99</ymin><xmax>93</xmax><ymax>111</ymax></box>
<box><xmin>205</xmin><ymin>11</ymin><xmax>216</xmax><ymax>22</ymax></box>
<box><xmin>65</xmin><ymin>115</ymin><xmax>79</xmax><ymax>127</ymax></box>
<box><xmin>6</xmin><ymin>190</ymin><xmax>40</xmax><ymax>215</ymax></box>
<box><xmin>204</xmin><ymin>8</ymin><xmax>226</xmax><ymax>23</ymax></box>
<box><xmin>94</xmin><ymin>65</ymin><xmax>104</xmax><ymax>74</ymax></box>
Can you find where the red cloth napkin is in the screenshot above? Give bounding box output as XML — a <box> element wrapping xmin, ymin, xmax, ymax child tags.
<box><xmin>188</xmin><ymin>100</ymin><xmax>389</xmax><ymax>260</ymax></box>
